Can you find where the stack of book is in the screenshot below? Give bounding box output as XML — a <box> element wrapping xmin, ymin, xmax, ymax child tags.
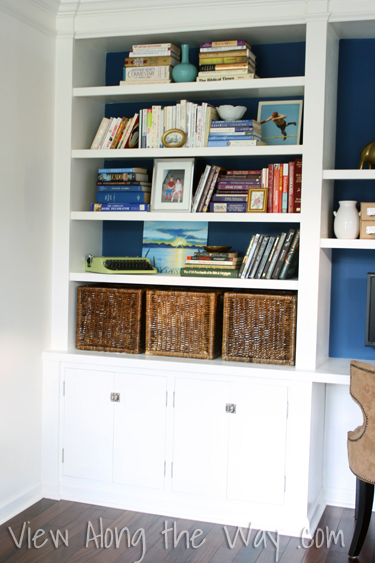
<box><xmin>239</xmin><ymin>228</ymin><xmax>300</xmax><ymax>280</ymax></box>
<box><xmin>191</xmin><ymin>164</ymin><xmax>225</xmax><ymax>212</ymax></box>
<box><xmin>207</xmin><ymin>119</ymin><xmax>265</xmax><ymax>147</ymax></box>
<box><xmin>209</xmin><ymin>169</ymin><xmax>262</xmax><ymax>213</ymax></box>
<box><xmin>261</xmin><ymin>158</ymin><xmax>302</xmax><ymax>213</ymax></box>
<box><xmin>180</xmin><ymin>250</ymin><xmax>242</xmax><ymax>278</ymax></box>
<box><xmin>120</xmin><ymin>43</ymin><xmax>181</xmax><ymax>85</ymax></box>
<box><xmin>90</xmin><ymin>114</ymin><xmax>139</xmax><ymax>150</ymax></box>
<box><xmin>138</xmin><ymin>100</ymin><xmax>218</xmax><ymax>148</ymax></box>
<box><xmin>90</xmin><ymin>167</ymin><xmax>151</xmax><ymax>212</ymax></box>
<box><xmin>196</xmin><ymin>40</ymin><xmax>257</xmax><ymax>82</ymax></box>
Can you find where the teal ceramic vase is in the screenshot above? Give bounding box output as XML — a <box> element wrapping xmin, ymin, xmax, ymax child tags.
<box><xmin>172</xmin><ymin>44</ymin><xmax>198</xmax><ymax>83</ymax></box>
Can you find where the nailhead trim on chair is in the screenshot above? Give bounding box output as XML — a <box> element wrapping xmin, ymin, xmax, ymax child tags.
<box><xmin>348</xmin><ymin>362</ymin><xmax>374</xmax><ymax>442</ymax></box>
<box><xmin>348</xmin><ymin>362</ymin><xmax>375</xmax><ymax>484</ymax></box>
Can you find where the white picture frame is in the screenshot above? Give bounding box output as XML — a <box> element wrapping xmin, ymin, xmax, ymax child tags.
<box><xmin>151</xmin><ymin>158</ymin><xmax>194</xmax><ymax>212</ymax></box>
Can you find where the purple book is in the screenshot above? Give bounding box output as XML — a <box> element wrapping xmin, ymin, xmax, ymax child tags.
<box><xmin>200</xmin><ymin>40</ymin><xmax>247</xmax><ymax>48</ymax></box>
<box><xmin>217</xmin><ymin>183</ymin><xmax>259</xmax><ymax>191</ymax></box>
<box><xmin>212</xmin><ymin>195</ymin><xmax>248</xmax><ymax>202</ymax></box>
<box><xmin>218</xmin><ymin>178</ymin><xmax>261</xmax><ymax>184</ymax></box>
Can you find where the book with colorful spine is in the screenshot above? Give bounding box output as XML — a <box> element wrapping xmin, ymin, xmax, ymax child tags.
<box><xmin>197</xmin><ymin>40</ymin><xmax>258</xmax><ymax>81</ymax></box>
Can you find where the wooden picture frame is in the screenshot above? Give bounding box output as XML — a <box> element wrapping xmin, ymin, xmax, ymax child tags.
<box><xmin>151</xmin><ymin>158</ymin><xmax>194</xmax><ymax>212</ymax></box>
<box><xmin>161</xmin><ymin>129</ymin><xmax>187</xmax><ymax>148</ymax></box>
<box><xmin>247</xmin><ymin>188</ymin><xmax>268</xmax><ymax>212</ymax></box>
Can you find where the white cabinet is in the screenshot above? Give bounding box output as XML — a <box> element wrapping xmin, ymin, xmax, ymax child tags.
<box><xmin>172</xmin><ymin>377</ymin><xmax>230</xmax><ymax>497</ymax></box>
<box><xmin>113</xmin><ymin>372</ymin><xmax>167</xmax><ymax>490</ymax></box>
<box><xmin>62</xmin><ymin>367</ymin><xmax>288</xmax><ymax>506</ymax></box>
<box><xmin>63</xmin><ymin>368</ymin><xmax>114</xmax><ymax>481</ymax></box>
<box><xmin>63</xmin><ymin>367</ymin><xmax>168</xmax><ymax>490</ymax></box>
<box><xmin>227</xmin><ymin>382</ymin><xmax>288</xmax><ymax>505</ymax></box>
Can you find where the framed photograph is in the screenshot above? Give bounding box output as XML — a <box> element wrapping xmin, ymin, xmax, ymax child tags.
<box><xmin>161</xmin><ymin>129</ymin><xmax>187</xmax><ymax>148</ymax></box>
<box><xmin>257</xmin><ymin>100</ymin><xmax>303</xmax><ymax>145</ymax></box>
<box><xmin>151</xmin><ymin>158</ymin><xmax>194</xmax><ymax>212</ymax></box>
<box><xmin>247</xmin><ymin>188</ymin><xmax>268</xmax><ymax>212</ymax></box>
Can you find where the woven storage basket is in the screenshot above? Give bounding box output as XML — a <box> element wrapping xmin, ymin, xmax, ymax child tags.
<box><xmin>146</xmin><ymin>288</ymin><xmax>223</xmax><ymax>359</ymax></box>
<box><xmin>222</xmin><ymin>290</ymin><xmax>297</xmax><ymax>365</ymax></box>
<box><xmin>76</xmin><ymin>285</ymin><xmax>146</xmax><ymax>354</ymax></box>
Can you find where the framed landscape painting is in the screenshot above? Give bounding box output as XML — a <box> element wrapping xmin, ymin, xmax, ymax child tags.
<box><xmin>257</xmin><ymin>100</ymin><xmax>303</xmax><ymax>145</ymax></box>
<box><xmin>142</xmin><ymin>221</ymin><xmax>208</xmax><ymax>275</ymax></box>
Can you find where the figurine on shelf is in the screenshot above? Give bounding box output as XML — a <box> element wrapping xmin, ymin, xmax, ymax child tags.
<box><xmin>359</xmin><ymin>140</ymin><xmax>375</xmax><ymax>169</ymax></box>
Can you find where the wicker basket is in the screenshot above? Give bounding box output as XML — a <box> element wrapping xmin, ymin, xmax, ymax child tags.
<box><xmin>222</xmin><ymin>290</ymin><xmax>297</xmax><ymax>365</ymax></box>
<box><xmin>146</xmin><ymin>288</ymin><xmax>223</xmax><ymax>359</ymax></box>
<box><xmin>76</xmin><ymin>285</ymin><xmax>146</xmax><ymax>354</ymax></box>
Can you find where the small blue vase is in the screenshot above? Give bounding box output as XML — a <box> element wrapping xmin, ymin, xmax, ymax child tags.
<box><xmin>172</xmin><ymin>44</ymin><xmax>198</xmax><ymax>83</ymax></box>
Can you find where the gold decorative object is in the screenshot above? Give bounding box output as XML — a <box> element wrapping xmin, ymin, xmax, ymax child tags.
<box><xmin>359</xmin><ymin>140</ymin><xmax>375</xmax><ymax>169</ymax></box>
<box><xmin>161</xmin><ymin>129</ymin><xmax>187</xmax><ymax>148</ymax></box>
<box><xmin>247</xmin><ymin>188</ymin><xmax>268</xmax><ymax>212</ymax></box>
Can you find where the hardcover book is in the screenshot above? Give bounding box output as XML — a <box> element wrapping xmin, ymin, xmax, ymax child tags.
<box><xmin>180</xmin><ymin>267</ymin><xmax>239</xmax><ymax>278</ymax></box>
<box><xmin>96</xmin><ymin>192</ymin><xmax>151</xmax><ymax>204</ymax></box>
<box><xmin>97</xmin><ymin>173</ymin><xmax>148</xmax><ymax>182</ymax></box>
<box><xmin>248</xmin><ymin>236</ymin><xmax>270</xmax><ymax>278</ymax></box>
<box><xmin>279</xmin><ymin>230</ymin><xmax>300</xmax><ymax>279</ymax></box>
<box><xmin>91</xmin><ymin>203</ymin><xmax>149</xmax><ymax>212</ymax></box>
<box><xmin>196</xmin><ymin>75</ymin><xmax>255</xmax><ymax>82</ymax></box>
<box><xmin>209</xmin><ymin>202</ymin><xmax>247</xmax><ymax>213</ymax></box>
<box><xmin>265</xmin><ymin>234</ymin><xmax>286</xmax><ymax>279</ymax></box>
<box><xmin>271</xmin><ymin>229</ymin><xmax>296</xmax><ymax>279</ymax></box>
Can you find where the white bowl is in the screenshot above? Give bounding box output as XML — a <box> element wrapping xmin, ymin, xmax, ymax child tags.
<box><xmin>217</xmin><ymin>105</ymin><xmax>247</xmax><ymax>121</ymax></box>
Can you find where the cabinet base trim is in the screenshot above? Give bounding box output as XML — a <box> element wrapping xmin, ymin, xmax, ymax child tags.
<box><xmin>57</xmin><ymin>480</ymin><xmax>312</xmax><ymax>537</ymax></box>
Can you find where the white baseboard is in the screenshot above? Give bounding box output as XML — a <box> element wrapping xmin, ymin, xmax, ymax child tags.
<box><xmin>0</xmin><ymin>482</ymin><xmax>43</xmax><ymax>525</ymax></box>
<box><xmin>42</xmin><ymin>481</ymin><xmax>61</xmax><ymax>501</ymax></box>
<box><xmin>324</xmin><ymin>486</ymin><xmax>355</xmax><ymax>509</ymax></box>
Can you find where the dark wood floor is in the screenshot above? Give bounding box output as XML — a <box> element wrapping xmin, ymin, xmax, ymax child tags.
<box><xmin>0</xmin><ymin>500</ymin><xmax>374</xmax><ymax>563</ymax></box>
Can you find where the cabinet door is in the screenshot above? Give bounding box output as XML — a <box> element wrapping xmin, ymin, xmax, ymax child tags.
<box><xmin>172</xmin><ymin>377</ymin><xmax>230</xmax><ymax>497</ymax></box>
<box><xmin>63</xmin><ymin>368</ymin><xmax>114</xmax><ymax>481</ymax></box>
<box><xmin>113</xmin><ymin>373</ymin><xmax>167</xmax><ymax>490</ymax></box>
<box><xmin>227</xmin><ymin>382</ymin><xmax>288</xmax><ymax>505</ymax></box>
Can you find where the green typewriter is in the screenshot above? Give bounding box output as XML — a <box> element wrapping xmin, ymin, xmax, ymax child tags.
<box><xmin>85</xmin><ymin>255</ymin><xmax>157</xmax><ymax>274</ymax></box>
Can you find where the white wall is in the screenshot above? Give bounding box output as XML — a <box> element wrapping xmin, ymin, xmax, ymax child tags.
<box><xmin>323</xmin><ymin>384</ymin><xmax>363</xmax><ymax>507</ymax></box>
<box><xmin>0</xmin><ymin>7</ymin><xmax>55</xmax><ymax>522</ymax></box>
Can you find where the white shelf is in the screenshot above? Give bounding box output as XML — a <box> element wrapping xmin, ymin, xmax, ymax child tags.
<box><xmin>73</xmin><ymin>77</ymin><xmax>305</xmax><ymax>104</ymax></box>
<box><xmin>323</xmin><ymin>169</ymin><xmax>375</xmax><ymax>180</ymax></box>
<box><xmin>321</xmin><ymin>238</ymin><xmax>375</xmax><ymax>249</ymax></box>
<box><xmin>72</xmin><ymin>146</ymin><xmax>303</xmax><ymax>159</ymax></box>
<box><xmin>42</xmin><ymin>350</ymin><xmax>356</xmax><ymax>385</ymax></box>
<box><xmin>70</xmin><ymin>272</ymin><xmax>299</xmax><ymax>290</ymax></box>
<box><xmin>71</xmin><ymin>211</ymin><xmax>302</xmax><ymax>222</ymax></box>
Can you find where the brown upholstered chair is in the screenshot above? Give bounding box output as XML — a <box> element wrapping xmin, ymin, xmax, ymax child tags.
<box><xmin>347</xmin><ymin>360</ymin><xmax>375</xmax><ymax>557</ymax></box>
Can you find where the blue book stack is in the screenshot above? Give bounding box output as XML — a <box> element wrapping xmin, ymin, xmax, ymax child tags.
<box><xmin>207</xmin><ymin>119</ymin><xmax>264</xmax><ymax>147</ymax></box>
<box><xmin>92</xmin><ymin>167</ymin><xmax>151</xmax><ymax>211</ymax></box>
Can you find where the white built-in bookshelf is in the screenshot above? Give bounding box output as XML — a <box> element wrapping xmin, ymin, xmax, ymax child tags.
<box><xmin>42</xmin><ymin>2</ymin><xmax>375</xmax><ymax>535</ymax></box>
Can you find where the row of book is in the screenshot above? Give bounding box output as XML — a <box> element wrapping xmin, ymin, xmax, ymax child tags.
<box><xmin>181</xmin><ymin>250</ymin><xmax>242</xmax><ymax>278</ymax></box>
<box><xmin>90</xmin><ymin>101</ymin><xmax>220</xmax><ymax>150</ymax></box>
<box><xmin>262</xmin><ymin>159</ymin><xmax>302</xmax><ymax>214</ymax></box>
<box><xmin>138</xmin><ymin>101</ymin><xmax>218</xmax><ymax>149</ymax></box>
<box><xmin>90</xmin><ymin>114</ymin><xmax>140</xmax><ymax>150</ymax></box>
<box><xmin>91</xmin><ymin>167</ymin><xmax>151</xmax><ymax>212</ymax></box>
<box><xmin>197</xmin><ymin>40</ymin><xmax>258</xmax><ymax>83</ymax></box>
<box><xmin>239</xmin><ymin>229</ymin><xmax>300</xmax><ymax>280</ymax></box>
<box><xmin>206</xmin><ymin>118</ymin><xmax>265</xmax><ymax>147</ymax></box>
<box><xmin>121</xmin><ymin>43</ymin><xmax>181</xmax><ymax>85</ymax></box>
<box><xmin>192</xmin><ymin>166</ymin><xmax>262</xmax><ymax>213</ymax></box>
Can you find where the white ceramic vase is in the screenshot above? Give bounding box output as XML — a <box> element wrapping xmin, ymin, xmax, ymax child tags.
<box><xmin>333</xmin><ymin>200</ymin><xmax>360</xmax><ymax>239</ymax></box>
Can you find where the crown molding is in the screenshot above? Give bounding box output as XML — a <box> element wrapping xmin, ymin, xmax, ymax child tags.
<box><xmin>0</xmin><ymin>0</ymin><xmax>58</xmax><ymax>36</ymax></box>
<box><xmin>55</xmin><ymin>0</ymin><xmax>375</xmax><ymax>40</ymax></box>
